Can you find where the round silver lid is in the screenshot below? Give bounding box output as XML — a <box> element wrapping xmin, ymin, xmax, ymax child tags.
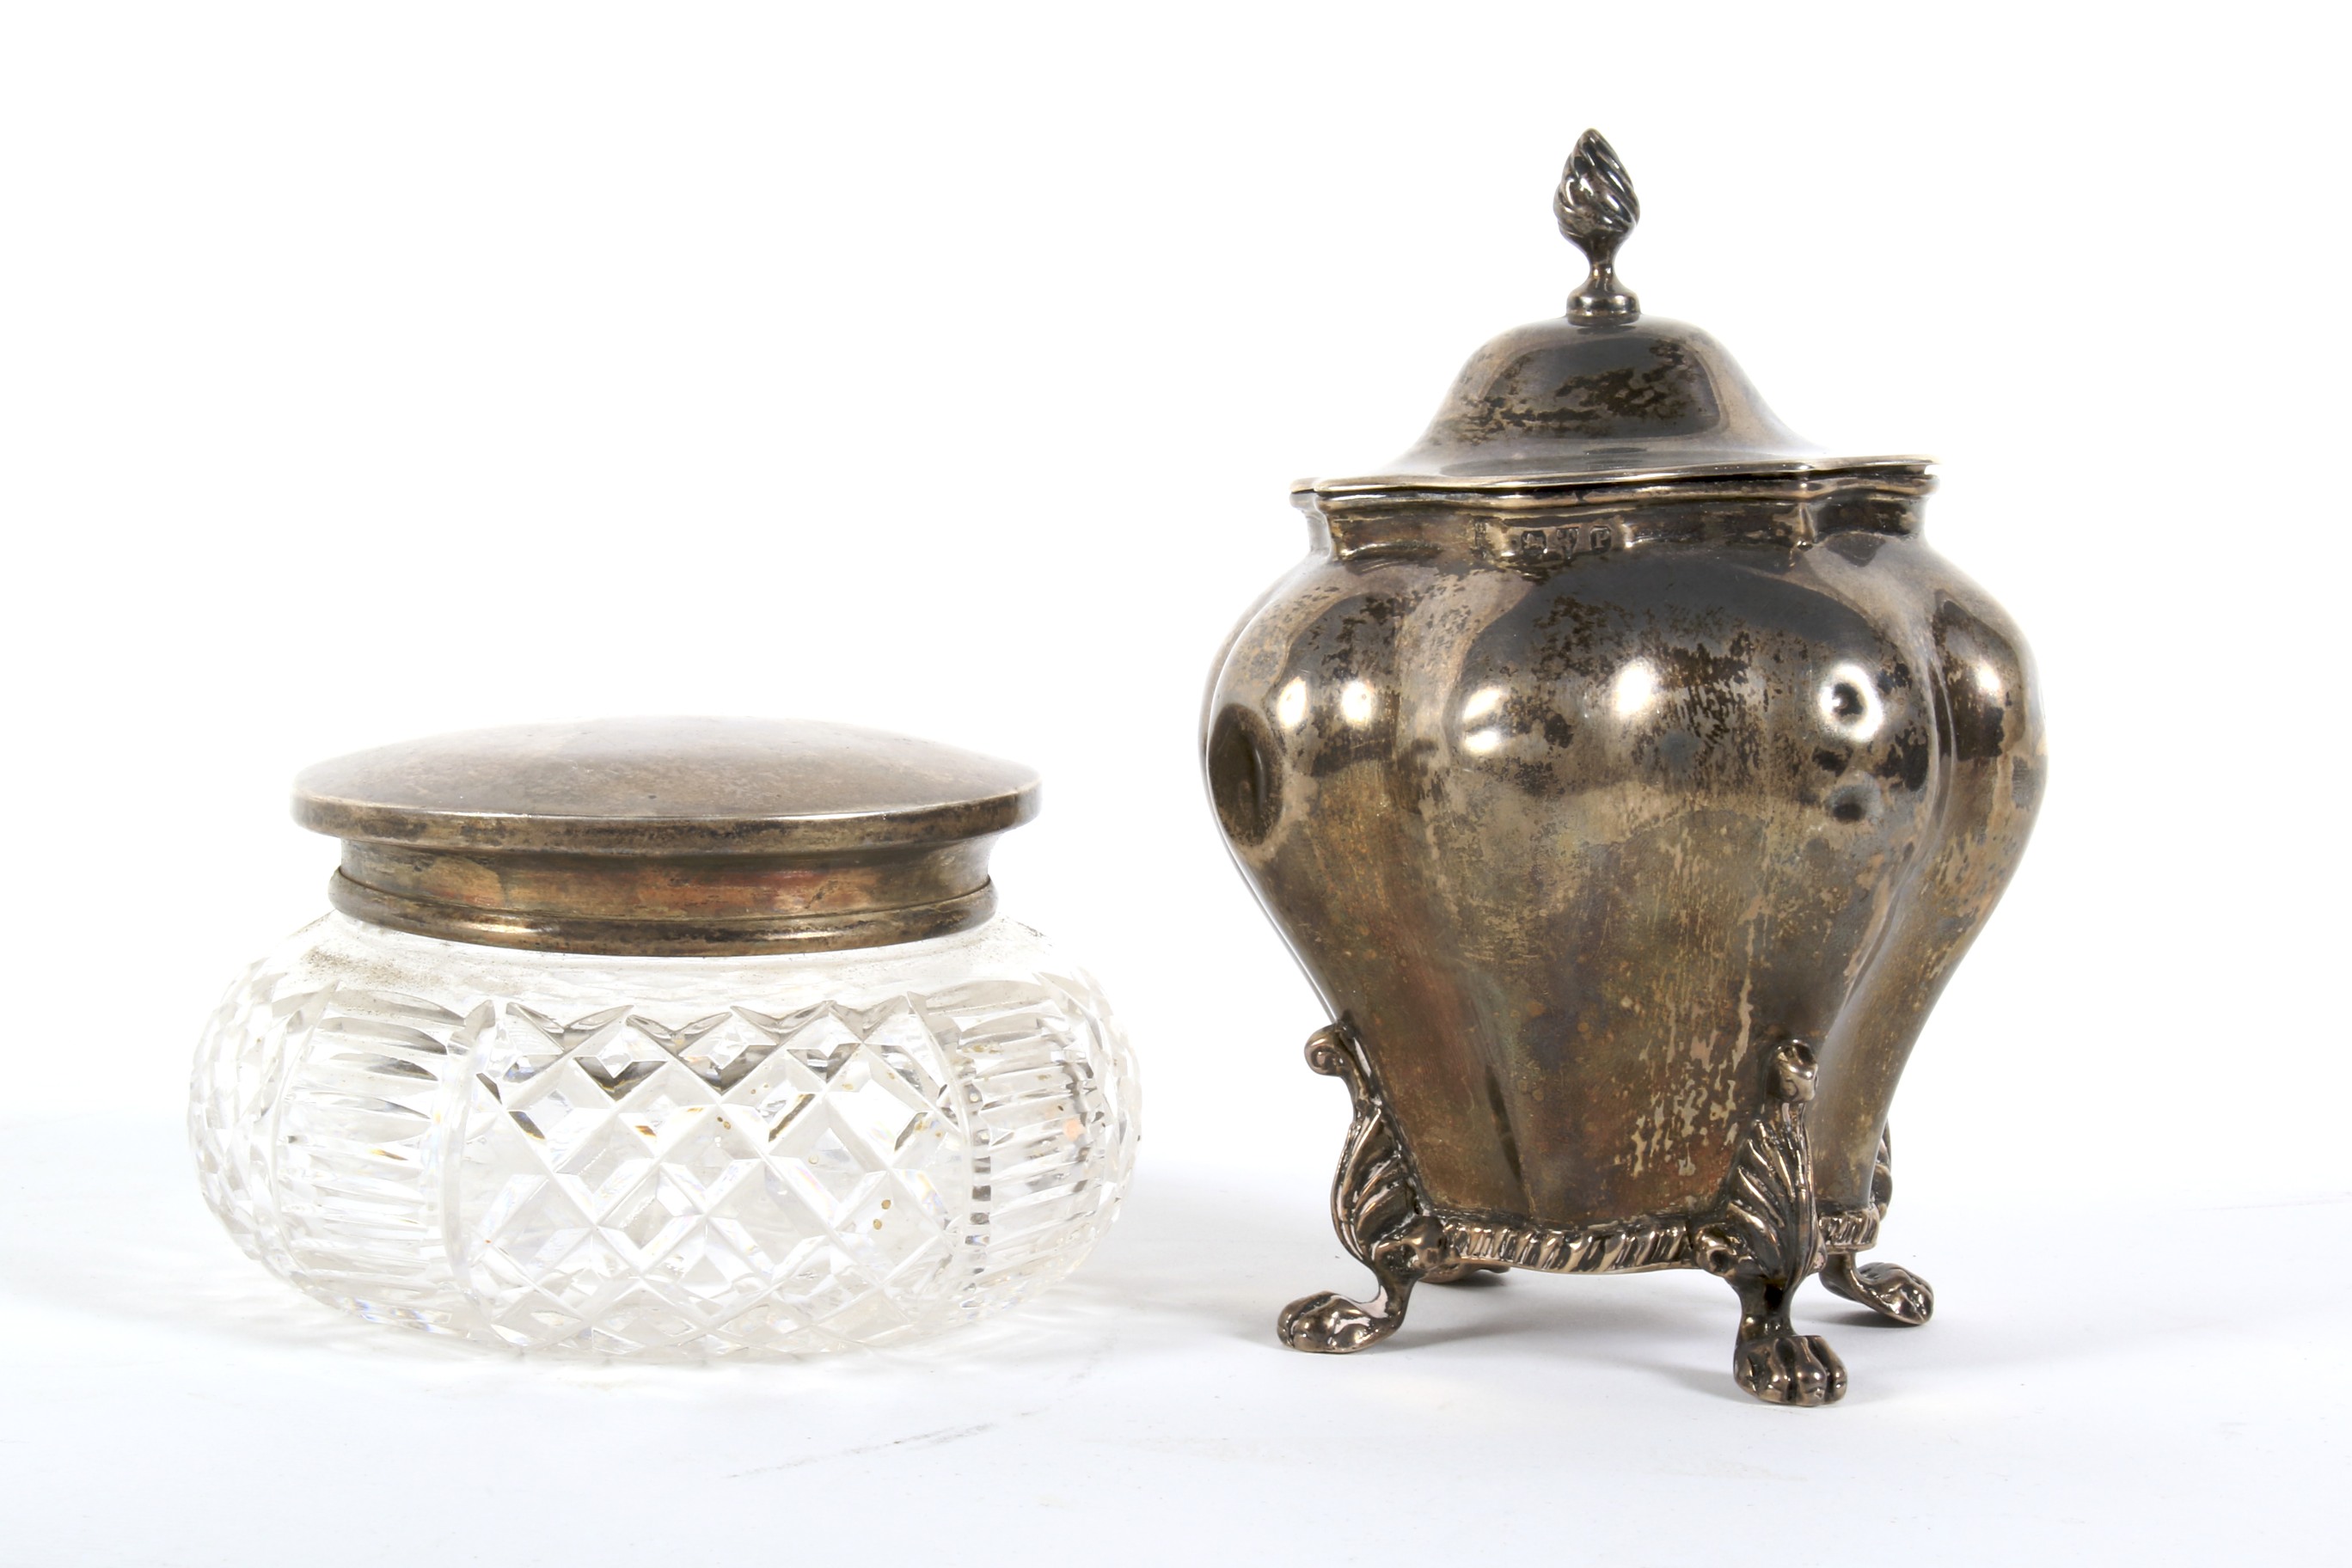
<box><xmin>291</xmin><ymin>717</ymin><xmax>1039</xmax><ymax>956</ymax></box>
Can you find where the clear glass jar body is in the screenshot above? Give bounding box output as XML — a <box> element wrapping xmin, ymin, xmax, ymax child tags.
<box><xmin>189</xmin><ymin>913</ymin><xmax>1138</xmax><ymax>1357</ymax></box>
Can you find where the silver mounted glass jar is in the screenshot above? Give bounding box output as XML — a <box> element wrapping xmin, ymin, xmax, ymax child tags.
<box><xmin>191</xmin><ymin>717</ymin><xmax>1139</xmax><ymax>1357</ymax></box>
<box><xmin>1204</xmin><ymin>132</ymin><xmax>2043</xmax><ymax>1405</ymax></box>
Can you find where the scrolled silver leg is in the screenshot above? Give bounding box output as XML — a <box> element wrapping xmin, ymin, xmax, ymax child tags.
<box><xmin>1694</xmin><ymin>1039</ymin><xmax>1847</xmax><ymax>1406</ymax></box>
<box><xmin>1819</xmin><ymin>1132</ymin><xmax>1932</xmax><ymax>1325</ymax></box>
<box><xmin>1277</xmin><ymin>1024</ymin><xmax>1455</xmax><ymax>1354</ymax></box>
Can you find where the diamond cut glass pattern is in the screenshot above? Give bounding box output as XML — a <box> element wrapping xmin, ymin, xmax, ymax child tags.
<box><xmin>190</xmin><ymin>915</ymin><xmax>1137</xmax><ymax>1356</ymax></box>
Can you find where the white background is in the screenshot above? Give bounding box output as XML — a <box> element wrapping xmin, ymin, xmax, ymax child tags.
<box><xmin>3</xmin><ymin>3</ymin><xmax>2345</xmax><ymax>1563</ymax></box>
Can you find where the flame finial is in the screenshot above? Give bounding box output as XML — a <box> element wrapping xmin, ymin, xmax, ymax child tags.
<box><xmin>1554</xmin><ymin>130</ymin><xmax>1641</xmax><ymax>325</ymax></box>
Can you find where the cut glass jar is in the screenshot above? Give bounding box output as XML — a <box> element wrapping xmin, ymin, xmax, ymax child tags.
<box><xmin>190</xmin><ymin>718</ymin><xmax>1138</xmax><ymax>1357</ymax></box>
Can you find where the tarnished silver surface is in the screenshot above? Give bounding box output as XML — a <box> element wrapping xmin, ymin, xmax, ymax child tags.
<box><xmin>1207</xmin><ymin>132</ymin><xmax>2041</xmax><ymax>1404</ymax></box>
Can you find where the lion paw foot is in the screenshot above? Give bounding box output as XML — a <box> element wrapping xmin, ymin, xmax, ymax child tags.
<box><xmin>1823</xmin><ymin>1256</ymin><xmax>1934</xmax><ymax>1326</ymax></box>
<box><xmin>1277</xmin><ymin>1290</ymin><xmax>1399</xmax><ymax>1354</ymax></box>
<box><xmin>1734</xmin><ymin>1329</ymin><xmax>1848</xmax><ymax>1406</ymax></box>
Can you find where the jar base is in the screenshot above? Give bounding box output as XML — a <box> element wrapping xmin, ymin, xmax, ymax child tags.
<box><xmin>190</xmin><ymin>915</ymin><xmax>1138</xmax><ymax>1357</ymax></box>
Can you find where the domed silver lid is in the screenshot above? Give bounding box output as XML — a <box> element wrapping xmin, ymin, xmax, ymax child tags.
<box><xmin>1299</xmin><ymin>132</ymin><xmax>1928</xmax><ymax>500</ymax></box>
